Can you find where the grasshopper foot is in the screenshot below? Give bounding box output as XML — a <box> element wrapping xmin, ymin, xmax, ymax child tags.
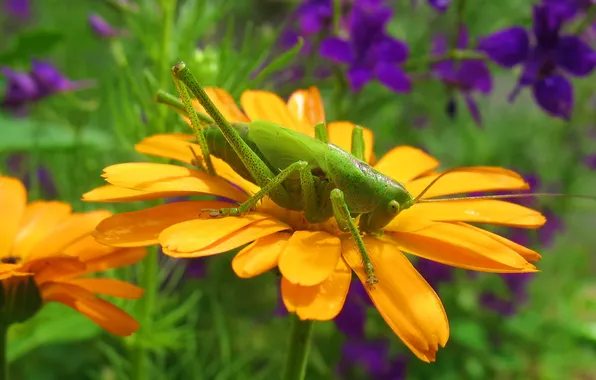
<box><xmin>364</xmin><ymin>262</ymin><xmax>378</xmax><ymax>289</ymax></box>
<box><xmin>201</xmin><ymin>207</ymin><xmax>243</xmax><ymax>217</ymax></box>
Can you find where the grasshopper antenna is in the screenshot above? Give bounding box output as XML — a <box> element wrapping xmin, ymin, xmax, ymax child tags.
<box><xmin>418</xmin><ymin>193</ymin><xmax>596</xmax><ymax>203</ymax></box>
<box><xmin>411</xmin><ymin>167</ymin><xmax>596</xmax><ymax>204</ymax></box>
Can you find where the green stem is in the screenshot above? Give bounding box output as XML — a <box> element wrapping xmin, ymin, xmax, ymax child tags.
<box><xmin>403</xmin><ymin>49</ymin><xmax>486</xmax><ymax>72</ymax></box>
<box><xmin>131</xmin><ymin>248</ymin><xmax>159</xmax><ymax>380</ymax></box>
<box><xmin>281</xmin><ymin>316</ymin><xmax>314</xmax><ymax>380</ymax></box>
<box><xmin>156</xmin><ymin>0</ymin><xmax>178</xmax><ymax>131</ymax></box>
<box><xmin>0</xmin><ymin>324</ymin><xmax>8</xmax><ymax>380</ymax></box>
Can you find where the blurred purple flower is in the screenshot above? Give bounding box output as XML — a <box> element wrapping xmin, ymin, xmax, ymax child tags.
<box><xmin>5</xmin><ymin>153</ymin><xmax>57</xmax><ymax>198</ymax></box>
<box><xmin>338</xmin><ymin>339</ymin><xmax>407</xmax><ymax>379</ymax></box>
<box><xmin>0</xmin><ymin>67</ymin><xmax>40</xmax><ymax>113</ymax></box>
<box><xmin>428</xmin><ymin>0</ymin><xmax>451</xmax><ymax>12</ymax></box>
<box><xmin>542</xmin><ymin>0</ymin><xmax>594</xmax><ymax>20</ymax></box>
<box><xmin>478</xmin><ymin>4</ymin><xmax>596</xmax><ymax>119</ymax></box>
<box><xmin>538</xmin><ymin>209</ymin><xmax>565</xmax><ymax>247</ymax></box>
<box><xmin>320</xmin><ymin>0</ymin><xmax>411</xmax><ymax>92</ymax></box>
<box><xmin>334</xmin><ymin>280</ymin><xmax>372</xmax><ymax>339</ymax></box>
<box><xmin>88</xmin><ymin>13</ymin><xmax>121</xmax><ymax>38</ymax></box>
<box><xmin>183</xmin><ymin>258</ymin><xmax>208</xmax><ymax>278</ymax></box>
<box><xmin>432</xmin><ymin>26</ymin><xmax>492</xmax><ymax>125</ymax></box>
<box><xmin>3</xmin><ymin>0</ymin><xmax>30</xmax><ymax>19</ymax></box>
<box><xmin>1</xmin><ymin>61</ymin><xmax>94</xmax><ymax>113</ymax></box>
<box><xmin>481</xmin><ymin>273</ymin><xmax>535</xmax><ymax>315</ymax></box>
<box><xmin>297</xmin><ymin>0</ymin><xmax>334</xmax><ymax>35</ymax></box>
<box><xmin>415</xmin><ymin>257</ymin><xmax>453</xmax><ymax>289</ymax></box>
<box><xmin>583</xmin><ymin>153</ymin><xmax>596</xmax><ymax>168</ymax></box>
<box><xmin>275</xmin><ymin>280</ymin><xmax>289</xmax><ymax>317</ymax></box>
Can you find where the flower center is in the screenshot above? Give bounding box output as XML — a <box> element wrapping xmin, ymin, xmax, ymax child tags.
<box><xmin>1</xmin><ymin>256</ymin><xmax>21</xmax><ymax>264</ymax></box>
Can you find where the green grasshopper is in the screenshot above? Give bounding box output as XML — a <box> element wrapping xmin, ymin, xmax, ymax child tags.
<box><xmin>167</xmin><ymin>62</ymin><xmax>592</xmax><ymax>287</ymax></box>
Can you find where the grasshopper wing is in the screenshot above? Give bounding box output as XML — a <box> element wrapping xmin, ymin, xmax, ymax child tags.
<box><xmin>247</xmin><ymin>120</ymin><xmax>329</xmax><ymax>172</ymax></box>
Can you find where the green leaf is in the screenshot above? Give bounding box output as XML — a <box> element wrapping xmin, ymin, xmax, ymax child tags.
<box><xmin>450</xmin><ymin>318</ymin><xmax>490</xmax><ymax>352</ymax></box>
<box><xmin>248</xmin><ymin>38</ymin><xmax>304</xmax><ymax>88</ymax></box>
<box><xmin>0</xmin><ymin>114</ymin><xmax>114</xmax><ymax>151</ymax></box>
<box><xmin>7</xmin><ymin>303</ymin><xmax>101</xmax><ymax>362</ymax></box>
<box><xmin>0</xmin><ymin>30</ymin><xmax>64</xmax><ymax>64</ymax></box>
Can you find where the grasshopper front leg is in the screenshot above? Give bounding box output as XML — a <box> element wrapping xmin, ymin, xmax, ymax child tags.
<box><xmin>172</xmin><ymin>62</ymin><xmax>293</xmax><ymax>206</ymax></box>
<box><xmin>330</xmin><ymin>188</ymin><xmax>378</xmax><ymax>287</ymax></box>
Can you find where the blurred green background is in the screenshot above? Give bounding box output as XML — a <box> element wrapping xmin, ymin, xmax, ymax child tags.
<box><xmin>1</xmin><ymin>0</ymin><xmax>596</xmax><ymax>379</ymax></box>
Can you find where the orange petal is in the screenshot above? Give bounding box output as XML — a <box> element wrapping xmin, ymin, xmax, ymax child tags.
<box><xmin>62</xmin><ymin>278</ymin><xmax>144</xmax><ymax>299</ymax></box>
<box><xmin>281</xmin><ymin>257</ymin><xmax>351</xmax><ymax>320</ymax></box>
<box><xmin>278</xmin><ymin>231</ymin><xmax>341</xmax><ymax>286</ymax></box>
<box><xmin>164</xmin><ymin>218</ymin><xmax>290</xmax><ymax>258</ymax></box>
<box><xmin>41</xmin><ymin>282</ymin><xmax>140</xmax><ymax>336</ymax></box>
<box><xmin>327</xmin><ymin>121</ymin><xmax>375</xmax><ymax>164</ymax></box>
<box><xmin>384</xmin><ymin>217</ymin><xmax>536</xmax><ymax>273</ymax></box>
<box><xmin>63</xmin><ymin>235</ymin><xmax>115</xmax><ymax>261</ymax></box>
<box><xmin>0</xmin><ymin>176</ymin><xmax>27</xmax><ymax>257</ymax></box>
<box><xmin>78</xmin><ymin>247</ymin><xmax>147</xmax><ymax>276</ymax></box>
<box><xmin>12</xmin><ymin>201</ymin><xmax>72</xmax><ymax>259</ymax></box>
<box><xmin>159</xmin><ymin>212</ymin><xmax>274</xmax><ymax>254</ymax></box>
<box><xmin>82</xmin><ymin>185</ymin><xmax>191</xmax><ymax>203</ymax></box>
<box><xmin>232</xmin><ymin>232</ymin><xmax>291</xmax><ymax>278</ymax></box>
<box><xmin>134</xmin><ymin>133</ymin><xmax>195</xmax><ymax>164</ymax></box>
<box><xmin>93</xmin><ymin>200</ymin><xmax>233</xmax><ymax>247</ymax></box>
<box><xmin>134</xmin><ymin>135</ymin><xmax>259</xmax><ymax>195</ymax></box>
<box><xmin>286</xmin><ymin>87</ymin><xmax>325</xmax><ymax>127</ymax></box>
<box><xmin>211</xmin><ymin>157</ymin><xmax>260</xmax><ymax>195</ymax></box>
<box><xmin>101</xmin><ymin>163</ymin><xmax>249</xmax><ymax>203</ymax></box>
<box><xmin>374</xmin><ymin>146</ymin><xmax>439</xmax><ymax>183</ymax></box>
<box><xmin>190</xmin><ymin>88</ymin><xmax>249</xmax><ymax>123</ymax></box>
<box><xmin>27</xmin><ymin>210</ymin><xmax>111</xmax><ymax>260</ymax></box>
<box><xmin>342</xmin><ymin>236</ymin><xmax>448</xmax><ymax>362</ymax></box>
<box><xmin>406</xmin><ymin>167</ymin><xmax>529</xmax><ymax>199</ymax></box>
<box><xmin>29</xmin><ymin>257</ymin><xmax>87</xmax><ymax>283</ymax></box>
<box><xmin>401</xmin><ymin>200</ymin><xmax>546</xmax><ymax>228</ymax></box>
<box><xmin>455</xmin><ymin>223</ymin><xmax>542</xmax><ymax>262</ymax></box>
<box><xmin>240</xmin><ymin>90</ymin><xmax>312</xmax><ymax>135</ymax></box>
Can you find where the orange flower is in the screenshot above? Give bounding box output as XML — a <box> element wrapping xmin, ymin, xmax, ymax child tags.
<box><xmin>84</xmin><ymin>87</ymin><xmax>545</xmax><ymax>361</ymax></box>
<box><xmin>0</xmin><ymin>175</ymin><xmax>146</xmax><ymax>336</ymax></box>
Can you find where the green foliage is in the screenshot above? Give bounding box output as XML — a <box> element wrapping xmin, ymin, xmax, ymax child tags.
<box><xmin>1</xmin><ymin>0</ymin><xmax>595</xmax><ymax>379</ymax></box>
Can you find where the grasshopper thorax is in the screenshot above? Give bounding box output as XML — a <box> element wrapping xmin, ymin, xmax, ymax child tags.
<box><xmin>358</xmin><ymin>177</ymin><xmax>415</xmax><ymax>232</ymax></box>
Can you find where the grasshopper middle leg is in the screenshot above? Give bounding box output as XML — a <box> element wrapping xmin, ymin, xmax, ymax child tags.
<box><xmin>330</xmin><ymin>188</ymin><xmax>378</xmax><ymax>287</ymax></box>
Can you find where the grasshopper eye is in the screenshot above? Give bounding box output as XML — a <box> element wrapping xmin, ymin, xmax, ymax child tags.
<box><xmin>387</xmin><ymin>200</ymin><xmax>401</xmax><ymax>215</ymax></box>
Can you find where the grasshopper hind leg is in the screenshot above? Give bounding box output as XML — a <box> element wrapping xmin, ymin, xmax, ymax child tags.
<box><xmin>330</xmin><ymin>188</ymin><xmax>378</xmax><ymax>287</ymax></box>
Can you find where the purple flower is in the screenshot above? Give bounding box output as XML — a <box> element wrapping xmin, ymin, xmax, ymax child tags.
<box><xmin>1</xmin><ymin>61</ymin><xmax>93</xmax><ymax>113</ymax></box>
<box><xmin>31</xmin><ymin>60</ymin><xmax>93</xmax><ymax>95</ymax></box>
<box><xmin>297</xmin><ymin>0</ymin><xmax>334</xmax><ymax>35</ymax></box>
<box><xmin>88</xmin><ymin>13</ymin><xmax>121</xmax><ymax>38</ymax></box>
<box><xmin>5</xmin><ymin>153</ymin><xmax>57</xmax><ymax>198</ymax></box>
<box><xmin>542</xmin><ymin>0</ymin><xmax>594</xmax><ymax>20</ymax></box>
<box><xmin>320</xmin><ymin>0</ymin><xmax>411</xmax><ymax>92</ymax></box>
<box><xmin>481</xmin><ymin>273</ymin><xmax>535</xmax><ymax>315</ymax></box>
<box><xmin>428</xmin><ymin>0</ymin><xmax>451</xmax><ymax>12</ymax></box>
<box><xmin>338</xmin><ymin>340</ymin><xmax>407</xmax><ymax>379</ymax></box>
<box><xmin>0</xmin><ymin>67</ymin><xmax>41</xmax><ymax>112</ymax></box>
<box><xmin>274</xmin><ymin>279</ymin><xmax>289</xmax><ymax>317</ymax></box>
<box><xmin>583</xmin><ymin>153</ymin><xmax>596</xmax><ymax>168</ymax></box>
<box><xmin>3</xmin><ymin>0</ymin><xmax>30</xmax><ymax>19</ymax></box>
<box><xmin>432</xmin><ymin>26</ymin><xmax>492</xmax><ymax>125</ymax></box>
<box><xmin>333</xmin><ymin>280</ymin><xmax>372</xmax><ymax>339</ymax></box>
<box><xmin>415</xmin><ymin>257</ymin><xmax>453</xmax><ymax>289</ymax></box>
<box><xmin>478</xmin><ymin>5</ymin><xmax>596</xmax><ymax>119</ymax></box>
<box><xmin>538</xmin><ymin>209</ymin><xmax>565</xmax><ymax>247</ymax></box>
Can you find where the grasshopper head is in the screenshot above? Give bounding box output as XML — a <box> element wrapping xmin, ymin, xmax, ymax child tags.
<box><xmin>358</xmin><ymin>179</ymin><xmax>415</xmax><ymax>232</ymax></box>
